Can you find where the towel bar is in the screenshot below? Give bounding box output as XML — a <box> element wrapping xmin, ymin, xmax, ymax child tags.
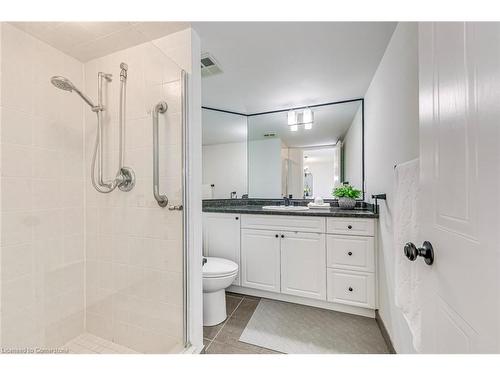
<box><xmin>371</xmin><ymin>194</ymin><xmax>387</xmax><ymax>214</ymax></box>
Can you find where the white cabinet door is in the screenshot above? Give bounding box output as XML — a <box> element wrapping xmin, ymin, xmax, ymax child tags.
<box><xmin>203</xmin><ymin>213</ymin><xmax>241</xmax><ymax>285</ymax></box>
<box><xmin>280</xmin><ymin>231</ymin><xmax>326</xmax><ymax>300</ymax></box>
<box><xmin>241</xmin><ymin>229</ymin><xmax>281</xmax><ymax>292</ymax></box>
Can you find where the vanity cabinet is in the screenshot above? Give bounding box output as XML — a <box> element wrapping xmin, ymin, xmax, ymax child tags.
<box><xmin>203</xmin><ymin>213</ymin><xmax>241</xmax><ymax>286</ymax></box>
<box><xmin>241</xmin><ymin>229</ymin><xmax>281</xmax><ymax>292</ymax></box>
<box><xmin>204</xmin><ymin>211</ymin><xmax>378</xmax><ymax>317</ymax></box>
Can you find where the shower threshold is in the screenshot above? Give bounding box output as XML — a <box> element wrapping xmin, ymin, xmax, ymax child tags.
<box><xmin>64</xmin><ymin>333</ymin><xmax>138</xmax><ymax>354</ymax></box>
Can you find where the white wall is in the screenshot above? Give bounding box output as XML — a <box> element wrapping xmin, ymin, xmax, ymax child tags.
<box><xmin>202</xmin><ymin>142</ymin><xmax>247</xmax><ymax>199</ymax></box>
<box><xmin>343</xmin><ymin>106</ymin><xmax>363</xmax><ymax>189</ymax></box>
<box><xmin>285</xmin><ymin>148</ymin><xmax>304</xmax><ymax>198</ymax></box>
<box><xmin>307</xmin><ymin>160</ymin><xmax>334</xmax><ymax>198</ymax></box>
<box><xmin>0</xmin><ymin>23</ymin><xmax>85</xmax><ymax>348</ymax></box>
<box><xmin>248</xmin><ymin>138</ymin><xmax>282</xmax><ymax>198</ymax></box>
<box><xmin>364</xmin><ymin>22</ymin><xmax>419</xmax><ymax>353</ymax></box>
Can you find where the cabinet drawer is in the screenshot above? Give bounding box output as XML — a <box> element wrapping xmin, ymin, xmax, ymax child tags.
<box><xmin>326</xmin><ymin>218</ymin><xmax>375</xmax><ymax>236</ymax></box>
<box><xmin>241</xmin><ymin>214</ymin><xmax>325</xmax><ymax>233</ymax></box>
<box><xmin>327</xmin><ymin>269</ymin><xmax>375</xmax><ymax>308</ymax></box>
<box><xmin>327</xmin><ymin>235</ymin><xmax>375</xmax><ymax>272</ymax></box>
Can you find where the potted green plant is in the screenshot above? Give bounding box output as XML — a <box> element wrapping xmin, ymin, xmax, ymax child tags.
<box><xmin>332</xmin><ymin>185</ymin><xmax>361</xmax><ymax>210</ymax></box>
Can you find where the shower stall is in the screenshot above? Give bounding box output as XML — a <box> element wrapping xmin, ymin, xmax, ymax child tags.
<box><xmin>0</xmin><ymin>23</ymin><xmax>196</xmax><ymax>354</ymax></box>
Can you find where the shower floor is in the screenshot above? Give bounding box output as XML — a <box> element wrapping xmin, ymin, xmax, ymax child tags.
<box><xmin>64</xmin><ymin>333</ymin><xmax>138</xmax><ymax>354</ymax></box>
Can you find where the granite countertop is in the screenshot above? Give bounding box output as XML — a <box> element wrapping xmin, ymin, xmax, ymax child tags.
<box><xmin>202</xmin><ymin>204</ymin><xmax>378</xmax><ymax>218</ymax></box>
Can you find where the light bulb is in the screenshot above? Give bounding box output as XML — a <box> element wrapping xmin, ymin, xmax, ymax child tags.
<box><xmin>287</xmin><ymin>110</ymin><xmax>297</xmax><ymax>125</ymax></box>
<box><xmin>303</xmin><ymin>107</ymin><xmax>313</xmax><ymax>124</ymax></box>
<box><xmin>290</xmin><ymin>124</ymin><xmax>298</xmax><ymax>132</ymax></box>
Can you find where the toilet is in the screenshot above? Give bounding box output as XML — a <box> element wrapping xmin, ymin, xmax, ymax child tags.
<box><xmin>202</xmin><ymin>257</ymin><xmax>239</xmax><ymax>326</ymax></box>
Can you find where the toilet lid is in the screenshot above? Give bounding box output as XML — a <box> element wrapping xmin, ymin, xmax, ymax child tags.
<box><xmin>203</xmin><ymin>257</ymin><xmax>238</xmax><ymax>278</ymax></box>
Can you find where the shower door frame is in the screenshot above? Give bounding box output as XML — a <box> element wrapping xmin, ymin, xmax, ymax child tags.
<box><xmin>181</xmin><ymin>69</ymin><xmax>190</xmax><ymax>350</ymax></box>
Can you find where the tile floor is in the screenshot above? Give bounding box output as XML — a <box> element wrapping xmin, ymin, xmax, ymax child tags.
<box><xmin>64</xmin><ymin>333</ymin><xmax>138</xmax><ymax>354</ymax></box>
<box><xmin>203</xmin><ymin>293</ymin><xmax>282</xmax><ymax>354</ymax></box>
<box><xmin>203</xmin><ymin>292</ymin><xmax>391</xmax><ymax>354</ymax></box>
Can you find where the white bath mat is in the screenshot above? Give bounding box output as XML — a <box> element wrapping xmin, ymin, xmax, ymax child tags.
<box><xmin>239</xmin><ymin>299</ymin><xmax>389</xmax><ymax>354</ymax></box>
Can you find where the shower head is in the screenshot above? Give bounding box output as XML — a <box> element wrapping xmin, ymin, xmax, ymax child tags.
<box><xmin>51</xmin><ymin>76</ymin><xmax>74</xmax><ymax>91</ymax></box>
<box><xmin>50</xmin><ymin>76</ymin><xmax>97</xmax><ymax>109</ymax></box>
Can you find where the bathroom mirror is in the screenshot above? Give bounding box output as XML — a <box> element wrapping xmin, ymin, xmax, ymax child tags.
<box><xmin>202</xmin><ymin>108</ymin><xmax>248</xmax><ymax>199</ymax></box>
<box><xmin>247</xmin><ymin>100</ymin><xmax>363</xmax><ymax>200</ymax></box>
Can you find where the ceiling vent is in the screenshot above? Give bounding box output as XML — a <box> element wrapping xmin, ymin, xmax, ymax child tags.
<box><xmin>201</xmin><ymin>53</ymin><xmax>223</xmax><ymax>77</ymax></box>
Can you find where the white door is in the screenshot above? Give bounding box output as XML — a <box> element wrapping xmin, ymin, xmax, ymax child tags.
<box><xmin>419</xmin><ymin>22</ymin><xmax>500</xmax><ymax>353</ymax></box>
<box><xmin>241</xmin><ymin>229</ymin><xmax>281</xmax><ymax>292</ymax></box>
<box><xmin>280</xmin><ymin>231</ymin><xmax>326</xmax><ymax>300</ymax></box>
<box><xmin>203</xmin><ymin>213</ymin><xmax>241</xmax><ymax>285</ymax></box>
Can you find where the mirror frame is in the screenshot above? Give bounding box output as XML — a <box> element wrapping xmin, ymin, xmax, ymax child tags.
<box><xmin>202</xmin><ymin>97</ymin><xmax>365</xmax><ymax>201</ymax></box>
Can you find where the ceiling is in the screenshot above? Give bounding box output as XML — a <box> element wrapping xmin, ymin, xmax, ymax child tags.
<box><xmin>10</xmin><ymin>22</ymin><xmax>190</xmax><ymax>62</ymax></box>
<box><xmin>193</xmin><ymin>22</ymin><xmax>396</xmax><ymax>114</ymax></box>
<box><xmin>202</xmin><ymin>100</ymin><xmax>361</xmax><ymax>147</ymax></box>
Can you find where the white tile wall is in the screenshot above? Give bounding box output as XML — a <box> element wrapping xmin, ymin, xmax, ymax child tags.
<box><xmin>83</xmin><ymin>40</ymin><xmax>184</xmax><ymax>354</ymax></box>
<box><xmin>0</xmin><ymin>23</ymin><xmax>85</xmax><ymax>349</ymax></box>
<box><xmin>0</xmin><ymin>23</ymin><xmax>187</xmax><ymax>354</ymax></box>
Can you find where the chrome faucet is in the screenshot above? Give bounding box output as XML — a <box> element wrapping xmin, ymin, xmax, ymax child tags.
<box><xmin>230</xmin><ymin>191</ymin><xmax>237</xmax><ymax>199</ymax></box>
<box><xmin>283</xmin><ymin>196</ymin><xmax>291</xmax><ymax>206</ymax></box>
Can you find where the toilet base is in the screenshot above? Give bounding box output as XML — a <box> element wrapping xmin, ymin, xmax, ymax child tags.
<box><xmin>203</xmin><ymin>289</ymin><xmax>227</xmax><ymax>326</ymax></box>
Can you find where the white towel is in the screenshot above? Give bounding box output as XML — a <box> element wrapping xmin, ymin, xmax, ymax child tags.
<box><xmin>393</xmin><ymin>158</ymin><xmax>423</xmax><ymax>352</ymax></box>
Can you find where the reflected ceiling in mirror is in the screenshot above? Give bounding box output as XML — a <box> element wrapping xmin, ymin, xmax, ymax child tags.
<box><xmin>247</xmin><ymin>100</ymin><xmax>363</xmax><ymax>200</ymax></box>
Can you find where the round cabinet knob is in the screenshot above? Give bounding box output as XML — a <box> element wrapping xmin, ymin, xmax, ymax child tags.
<box><xmin>347</xmin><ymin>225</ymin><xmax>352</xmax><ymax>229</ymax></box>
<box><xmin>281</xmin><ymin>234</ymin><xmax>285</xmax><ymax>238</ymax></box>
<box><xmin>348</xmin><ymin>287</ymin><xmax>353</xmax><ymax>292</ymax></box>
<box><xmin>348</xmin><ymin>251</ymin><xmax>353</xmax><ymax>256</ymax></box>
<box><xmin>275</xmin><ymin>234</ymin><xmax>279</xmax><ymax>238</ymax></box>
<box><xmin>235</xmin><ymin>217</ymin><xmax>239</xmax><ymax>220</ymax></box>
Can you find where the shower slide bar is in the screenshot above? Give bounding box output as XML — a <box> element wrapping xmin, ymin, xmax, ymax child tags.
<box><xmin>153</xmin><ymin>101</ymin><xmax>169</xmax><ymax>207</ymax></box>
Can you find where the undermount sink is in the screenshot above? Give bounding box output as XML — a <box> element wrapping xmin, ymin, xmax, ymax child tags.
<box><xmin>262</xmin><ymin>205</ymin><xmax>310</xmax><ymax>211</ymax></box>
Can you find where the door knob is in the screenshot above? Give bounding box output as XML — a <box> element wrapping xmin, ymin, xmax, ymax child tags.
<box><xmin>404</xmin><ymin>241</ymin><xmax>434</xmax><ymax>265</ymax></box>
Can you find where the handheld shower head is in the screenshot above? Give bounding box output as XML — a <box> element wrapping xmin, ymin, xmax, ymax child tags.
<box><xmin>50</xmin><ymin>75</ymin><xmax>97</xmax><ymax>109</ymax></box>
<box><xmin>51</xmin><ymin>76</ymin><xmax>74</xmax><ymax>91</ymax></box>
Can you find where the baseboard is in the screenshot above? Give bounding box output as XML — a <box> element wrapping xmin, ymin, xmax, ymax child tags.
<box><xmin>228</xmin><ymin>285</ymin><xmax>376</xmax><ymax>318</ymax></box>
<box><xmin>375</xmin><ymin>310</ymin><xmax>396</xmax><ymax>354</ymax></box>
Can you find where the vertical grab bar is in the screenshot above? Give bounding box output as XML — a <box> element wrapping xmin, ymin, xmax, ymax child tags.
<box><xmin>153</xmin><ymin>101</ymin><xmax>168</xmax><ymax>207</ymax></box>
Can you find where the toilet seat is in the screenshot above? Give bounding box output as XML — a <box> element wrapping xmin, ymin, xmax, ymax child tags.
<box><xmin>203</xmin><ymin>257</ymin><xmax>238</xmax><ymax>278</ymax></box>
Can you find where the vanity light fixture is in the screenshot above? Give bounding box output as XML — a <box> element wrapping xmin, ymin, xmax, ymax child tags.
<box><xmin>287</xmin><ymin>110</ymin><xmax>297</xmax><ymax>125</ymax></box>
<box><xmin>303</xmin><ymin>107</ymin><xmax>313</xmax><ymax>124</ymax></box>
<box><xmin>287</xmin><ymin>107</ymin><xmax>314</xmax><ymax>131</ymax></box>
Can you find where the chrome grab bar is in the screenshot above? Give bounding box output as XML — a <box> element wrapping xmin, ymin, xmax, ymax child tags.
<box><xmin>153</xmin><ymin>101</ymin><xmax>168</xmax><ymax>207</ymax></box>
